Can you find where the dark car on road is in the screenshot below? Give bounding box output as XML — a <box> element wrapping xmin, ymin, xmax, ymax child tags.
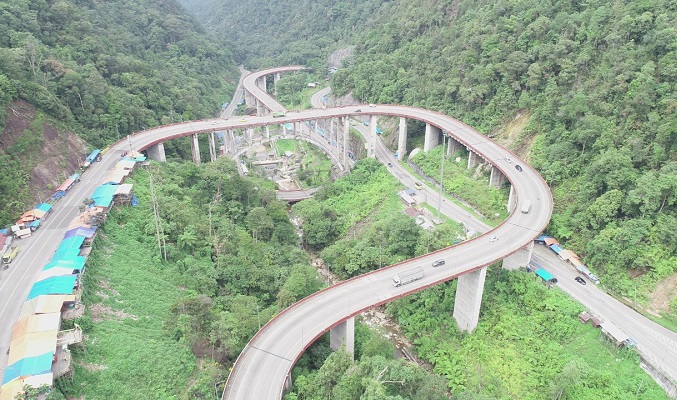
<box><xmin>575</xmin><ymin>276</ymin><xmax>586</xmax><ymax>285</ymax></box>
<box><xmin>432</xmin><ymin>259</ymin><xmax>445</xmax><ymax>267</ymax></box>
<box><xmin>515</xmin><ymin>164</ymin><xmax>523</xmax><ymax>172</ymax></box>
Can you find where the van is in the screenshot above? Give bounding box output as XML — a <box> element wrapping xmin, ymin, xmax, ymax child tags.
<box><xmin>521</xmin><ymin>200</ymin><xmax>531</xmax><ymax>214</ymax></box>
<box><xmin>414</xmin><ymin>182</ymin><xmax>423</xmax><ymax>190</ymax></box>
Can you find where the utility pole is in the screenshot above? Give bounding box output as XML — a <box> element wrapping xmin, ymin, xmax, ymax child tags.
<box><xmin>147</xmin><ymin>166</ymin><xmax>166</xmax><ymax>261</ymax></box>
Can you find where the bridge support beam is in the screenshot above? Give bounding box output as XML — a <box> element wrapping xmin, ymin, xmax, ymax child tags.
<box><xmin>447</xmin><ymin>137</ymin><xmax>462</xmax><ymax>156</ymax></box>
<box><xmin>368</xmin><ymin>115</ymin><xmax>377</xmax><ymax>158</ymax></box>
<box><xmin>191</xmin><ymin>134</ymin><xmax>201</xmax><ymax>166</ymax></box>
<box><xmin>397</xmin><ymin>117</ymin><xmax>407</xmax><ymax>161</ymax></box>
<box><xmin>329</xmin><ymin>316</ymin><xmax>355</xmax><ymax>359</ymax></box>
<box><xmin>453</xmin><ymin>266</ymin><xmax>487</xmax><ymax>333</ymax></box>
<box><xmin>502</xmin><ymin>241</ymin><xmax>535</xmax><ymax>271</ymax></box>
<box><xmin>467</xmin><ymin>149</ymin><xmax>479</xmax><ymax>169</ymax></box>
<box><xmin>424</xmin><ymin>124</ymin><xmax>440</xmax><ymax>152</ymax></box>
<box><xmin>208</xmin><ymin>132</ymin><xmax>217</xmax><ymax>162</ymax></box>
<box><xmin>265</xmin><ymin>126</ymin><xmax>270</xmax><ymax>140</ymax></box>
<box><xmin>146</xmin><ymin>143</ymin><xmax>166</xmax><ymax>162</ymax></box>
<box><xmin>489</xmin><ymin>166</ymin><xmax>506</xmax><ymax>188</ymax></box>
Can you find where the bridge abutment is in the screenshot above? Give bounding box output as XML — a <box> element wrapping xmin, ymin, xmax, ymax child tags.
<box><xmin>453</xmin><ymin>266</ymin><xmax>487</xmax><ymax>332</ymax></box>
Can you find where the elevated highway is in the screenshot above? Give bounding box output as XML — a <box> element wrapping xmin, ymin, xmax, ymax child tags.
<box><xmin>222</xmin><ymin>68</ymin><xmax>553</xmax><ymax>399</ymax></box>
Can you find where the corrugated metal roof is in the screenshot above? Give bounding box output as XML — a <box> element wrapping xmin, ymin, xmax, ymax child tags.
<box><xmin>8</xmin><ymin>330</ymin><xmax>58</xmax><ymax>366</ymax></box>
<box><xmin>1</xmin><ymin>352</ymin><xmax>54</xmax><ymax>385</ymax></box>
<box><xmin>19</xmin><ymin>295</ymin><xmax>76</xmax><ymax>318</ymax></box>
<box><xmin>27</xmin><ymin>275</ymin><xmax>78</xmax><ymax>300</ymax></box>
<box><xmin>35</xmin><ymin>203</ymin><xmax>52</xmax><ymax>213</ymax></box>
<box><xmin>12</xmin><ymin>313</ymin><xmax>61</xmax><ymax>338</ymax></box>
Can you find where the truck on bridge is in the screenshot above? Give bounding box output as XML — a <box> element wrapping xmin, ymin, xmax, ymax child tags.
<box><xmin>272</xmin><ymin>111</ymin><xmax>286</xmax><ymax>118</ymax></box>
<box><xmin>392</xmin><ymin>267</ymin><xmax>424</xmax><ymax>287</ymax></box>
<box><xmin>2</xmin><ymin>244</ymin><xmax>18</xmax><ymax>265</ymax></box>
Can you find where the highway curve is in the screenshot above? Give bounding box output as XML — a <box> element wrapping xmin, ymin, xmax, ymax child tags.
<box><xmin>221</xmin><ymin>68</ymin><xmax>553</xmax><ymax>399</ymax></box>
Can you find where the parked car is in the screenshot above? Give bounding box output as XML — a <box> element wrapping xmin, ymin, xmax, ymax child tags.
<box><xmin>575</xmin><ymin>276</ymin><xmax>587</xmax><ymax>285</ymax></box>
<box><xmin>432</xmin><ymin>259</ymin><xmax>445</xmax><ymax>267</ymax></box>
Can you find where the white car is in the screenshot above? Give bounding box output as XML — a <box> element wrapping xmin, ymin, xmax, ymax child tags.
<box><xmin>489</xmin><ymin>236</ymin><xmax>498</xmax><ymax>242</ymax></box>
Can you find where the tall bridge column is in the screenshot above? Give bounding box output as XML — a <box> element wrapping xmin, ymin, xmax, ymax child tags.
<box><xmin>467</xmin><ymin>149</ymin><xmax>479</xmax><ymax>169</ymax></box>
<box><xmin>274</xmin><ymin>72</ymin><xmax>281</xmax><ymax>96</ymax></box>
<box><xmin>146</xmin><ymin>143</ymin><xmax>166</xmax><ymax>162</ymax></box>
<box><xmin>397</xmin><ymin>117</ymin><xmax>407</xmax><ymax>161</ymax></box>
<box><xmin>507</xmin><ymin>184</ymin><xmax>517</xmax><ymax>213</ymax></box>
<box><xmin>502</xmin><ymin>241</ymin><xmax>535</xmax><ymax>271</ymax></box>
<box><xmin>453</xmin><ymin>267</ymin><xmax>487</xmax><ymax>332</ymax></box>
<box><xmin>424</xmin><ymin>124</ymin><xmax>440</xmax><ymax>152</ymax></box>
<box><xmin>258</xmin><ymin>75</ymin><xmax>267</xmax><ymax>92</ymax></box>
<box><xmin>447</xmin><ymin>137</ymin><xmax>462</xmax><ymax>156</ymax></box>
<box><xmin>329</xmin><ymin>316</ymin><xmax>355</xmax><ymax>359</ymax></box>
<box><xmin>368</xmin><ymin>115</ymin><xmax>377</xmax><ymax>158</ymax></box>
<box><xmin>489</xmin><ymin>166</ymin><xmax>506</xmax><ymax>188</ymax></box>
<box><xmin>265</xmin><ymin>126</ymin><xmax>270</xmax><ymax>140</ymax></box>
<box><xmin>208</xmin><ymin>132</ymin><xmax>217</xmax><ymax>162</ymax></box>
<box><xmin>191</xmin><ymin>134</ymin><xmax>201</xmax><ymax>165</ymax></box>
<box><xmin>245</xmin><ymin>90</ymin><xmax>254</xmax><ymax>107</ymax></box>
<box><xmin>294</xmin><ymin>122</ymin><xmax>299</xmax><ymax>136</ymax></box>
<box><xmin>343</xmin><ymin>117</ymin><xmax>349</xmax><ymax>165</ymax></box>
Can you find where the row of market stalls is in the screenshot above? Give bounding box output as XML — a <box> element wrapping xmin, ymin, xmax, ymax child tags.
<box><xmin>535</xmin><ymin>235</ymin><xmax>600</xmax><ymax>284</ymax></box>
<box><xmin>0</xmin><ymin>151</ymin><xmax>145</xmax><ymax>400</ymax></box>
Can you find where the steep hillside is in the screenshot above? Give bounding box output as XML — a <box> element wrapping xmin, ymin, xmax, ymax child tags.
<box><xmin>178</xmin><ymin>0</ymin><xmax>391</xmax><ymax>69</ymax></box>
<box><xmin>330</xmin><ymin>0</ymin><xmax>677</xmax><ymax>299</ymax></box>
<box><xmin>0</xmin><ymin>0</ymin><xmax>239</xmax><ymax>225</ymax></box>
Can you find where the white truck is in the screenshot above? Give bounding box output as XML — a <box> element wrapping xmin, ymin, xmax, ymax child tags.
<box><xmin>521</xmin><ymin>200</ymin><xmax>532</xmax><ymax>214</ymax></box>
<box><xmin>392</xmin><ymin>267</ymin><xmax>424</xmax><ymax>287</ymax></box>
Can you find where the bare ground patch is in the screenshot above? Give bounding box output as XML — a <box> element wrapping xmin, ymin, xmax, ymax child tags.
<box><xmin>647</xmin><ymin>274</ymin><xmax>677</xmax><ymax>315</ymax></box>
<box><xmin>89</xmin><ymin>303</ymin><xmax>139</xmax><ymax>323</ymax></box>
<box><xmin>79</xmin><ymin>362</ymin><xmax>107</xmax><ymax>372</ymax></box>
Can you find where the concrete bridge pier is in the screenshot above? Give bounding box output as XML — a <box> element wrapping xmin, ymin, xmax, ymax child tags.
<box><xmin>502</xmin><ymin>241</ymin><xmax>535</xmax><ymax>271</ymax></box>
<box><xmin>447</xmin><ymin>137</ymin><xmax>462</xmax><ymax>156</ymax></box>
<box><xmin>368</xmin><ymin>115</ymin><xmax>377</xmax><ymax>158</ymax></box>
<box><xmin>329</xmin><ymin>316</ymin><xmax>355</xmax><ymax>359</ymax></box>
<box><xmin>343</xmin><ymin>117</ymin><xmax>349</xmax><ymax>165</ymax></box>
<box><xmin>397</xmin><ymin>117</ymin><xmax>407</xmax><ymax>161</ymax></box>
<box><xmin>424</xmin><ymin>124</ymin><xmax>440</xmax><ymax>152</ymax></box>
<box><xmin>208</xmin><ymin>132</ymin><xmax>217</xmax><ymax>162</ymax></box>
<box><xmin>274</xmin><ymin>72</ymin><xmax>281</xmax><ymax>96</ymax></box>
<box><xmin>258</xmin><ymin>75</ymin><xmax>267</xmax><ymax>92</ymax></box>
<box><xmin>265</xmin><ymin>126</ymin><xmax>271</xmax><ymax>140</ymax></box>
<box><xmin>489</xmin><ymin>166</ymin><xmax>506</xmax><ymax>188</ymax></box>
<box><xmin>191</xmin><ymin>134</ymin><xmax>201</xmax><ymax>165</ymax></box>
<box><xmin>245</xmin><ymin>90</ymin><xmax>254</xmax><ymax>107</ymax></box>
<box><xmin>507</xmin><ymin>185</ymin><xmax>517</xmax><ymax>213</ymax></box>
<box><xmin>293</xmin><ymin>122</ymin><xmax>299</xmax><ymax>136</ymax></box>
<box><xmin>467</xmin><ymin>149</ymin><xmax>480</xmax><ymax>169</ymax></box>
<box><xmin>146</xmin><ymin>143</ymin><xmax>166</xmax><ymax>162</ymax></box>
<box><xmin>453</xmin><ymin>266</ymin><xmax>487</xmax><ymax>332</ymax></box>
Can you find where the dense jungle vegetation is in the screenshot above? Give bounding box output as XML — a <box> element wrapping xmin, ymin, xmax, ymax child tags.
<box><xmin>0</xmin><ymin>0</ymin><xmax>238</xmax><ymax>225</ymax></box>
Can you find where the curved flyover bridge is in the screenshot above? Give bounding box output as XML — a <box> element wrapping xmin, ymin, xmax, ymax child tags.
<box><xmin>220</xmin><ymin>68</ymin><xmax>553</xmax><ymax>399</ymax></box>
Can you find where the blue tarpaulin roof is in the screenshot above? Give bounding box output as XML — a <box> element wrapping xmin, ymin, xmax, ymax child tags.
<box><xmin>64</xmin><ymin>226</ymin><xmax>97</xmax><ymax>239</ymax></box>
<box><xmin>86</xmin><ymin>149</ymin><xmax>101</xmax><ymax>162</ymax></box>
<box><xmin>0</xmin><ymin>228</ymin><xmax>8</xmax><ymax>235</ymax></box>
<box><xmin>536</xmin><ymin>235</ymin><xmax>553</xmax><ymax>242</ymax></box>
<box><xmin>30</xmin><ymin>220</ymin><xmax>41</xmax><ymax>228</ymax></box>
<box><xmin>69</xmin><ymin>173</ymin><xmax>80</xmax><ymax>180</ymax></box>
<box><xmin>51</xmin><ymin>248</ymin><xmax>81</xmax><ymax>261</ymax></box>
<box><xmin>57</xmin><ymin>236</ymin><xmax>85</xmax><ymax>252</ymax></box>
<box><xmin>122</xmin><ymin>155</ymin><xmax>146</xmax><ymax>162</ymax></box>
<box><xmin>549</xmin><ymin>244</ymin><xmax>564</xmax><ymax>254</ymax></box>
<box><xmin>1</xmin><ymin>352</ymin><xmax>54</xmax><ymax>384</ymax></box>
<box><xmin>27</xmin><ymin>275</ymin><xmax>78</xmax><ymax>300</ymax></box>
<box><xmin>35</xmin><ymin>203</ymin><xmax>52</xmax><ymax>213</ymax></box>
<box><xmin>90</xmin><ymin>184</ymin><xmax>117</xmax><ymax>208</ymax></box>
<box><xmin>43</xmin><ymin>256</ymin><xmax>85</xmax><ymax>271</ymax></box>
